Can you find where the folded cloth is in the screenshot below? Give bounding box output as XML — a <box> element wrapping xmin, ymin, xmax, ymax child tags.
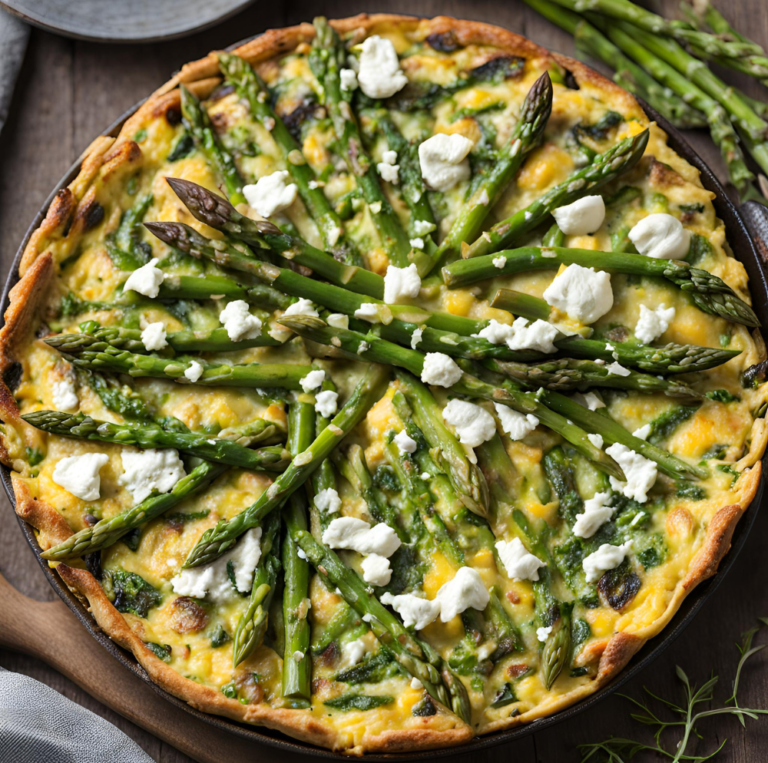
<box><xmin>0</xmin><ymin>8</ymin><xmax>29</xmax><ymax>135</ymax></box>
<box><xmin>0</xmin><ymin>668</ymin><xmax>155</xmax><ymax>763</ymax></box>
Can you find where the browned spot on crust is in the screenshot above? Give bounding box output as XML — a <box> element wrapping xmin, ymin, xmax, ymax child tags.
<box><xmin>682</xmin><ymin>503</ymin><xmax>742</xmax><ymax>590</ymax></box>
<box><xmin>597</xmin><ymin>631</ymin><xmax>645</xmax><ymax>682</ymax></box>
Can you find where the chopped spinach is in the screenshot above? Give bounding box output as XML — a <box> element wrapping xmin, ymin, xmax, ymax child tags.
<box><xmin>575</xmin><ymin>111</ymin><xmax>623</xmax><ymax>141</ymax></box>
<box><xmin>676</xmin><ymin>482</ymin><xmax>707</xmax><ymax>501</ymax></box>
<box><xmin>168</xmin><ymin>131</ymin><xmax>195</xmax><ymax>161</ymax></box>
<box><xmin>647</xmin><ymin>405</ymin><xmax>699</xmax><ymax>445</ymax></box>
<box><xmin>145</xmin><ymin>642</ymin><xmax>172</xmax><ymax>662</ymax></box>
<box><xmin>121</xmin><ymin>528</ymin><xmax>142</xmax><ymax>552</ymax></box>
<box><xmin>412</xmin><ymin>695</ymin><xmax>437</xmax><ymax>716</ymax></box>
<box><xmin>373</xmin><ymin>464</ymin><xmax>401</xmax><ymax>492</ymax></box>
<box><xmin>165</xmin><ymin>509</ymin><xmax>211</xmax><ymax>524</ymax></box>
<box><xmin>324</xmin><ymin>694</ymin><xmax>393</xmax><ymax>712</ymax></box>
<box><xmin>335</xmin><ymin>651</ymin><xmax>397</xmax><ymax>684</ymax></box>
<box><xmin>701</xmin><ymin>444</ymin><xmax>727</xmax><ymax>460</ymax></box>
<box><xmin>705</xmin><ymin>389</ymin><xmax>740</xmax><ymax>403</ymax></box>
<box><xmin>102</xmin><ymin>569</ymin><xmax>161</xmax><ymax>618</ymax></box>
<box><xmin>490</xmin><ymin>683</ymin><xmax>518</xmax><ymax>708</ymax></box>
<box><xmin>209</xmin><ymin>624</ymin><xmax>231</xmax><ymax>648</ymax></box>
<box><xmin>685</xmin><ymin>234</ymin><xmax>713</xmax><ymax>265</ymax></box>
<box><xmin>221</xmin><ymin>681</ymin><xmax>238</xmax><ymax>699</ymax></box>
<box><xmin>25</xmin><ymin>446</ymin><xmax>44</xmax><ymax>467</ymax></box>
<box><xmin>679</xmin><ymin>202</ymin><xmax>705</xmax><ymax>214</ymax></box>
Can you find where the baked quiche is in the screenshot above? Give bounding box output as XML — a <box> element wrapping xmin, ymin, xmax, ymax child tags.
<box><xmin>2</xmin><ymin>13</ymin><xmax>766</xmax><ymax>754</ymax></box>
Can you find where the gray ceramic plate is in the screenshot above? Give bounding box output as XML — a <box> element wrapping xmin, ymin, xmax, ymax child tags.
<box><xmin>0</xmin><ymin>0</ymin><xmax>256</xmax><ymax>43</ymax></box>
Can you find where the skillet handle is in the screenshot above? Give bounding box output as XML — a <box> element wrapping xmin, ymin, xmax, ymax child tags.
<box><xmin>741</xmin><ymin>201</ymin><xmax>768</xmax><ymax>265</ymax></box>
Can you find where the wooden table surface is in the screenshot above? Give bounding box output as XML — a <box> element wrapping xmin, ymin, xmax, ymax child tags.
<box><xmin>1</xmin><ymin>1</ymin><xmax>768</xmax><ymax>761</ymax></box>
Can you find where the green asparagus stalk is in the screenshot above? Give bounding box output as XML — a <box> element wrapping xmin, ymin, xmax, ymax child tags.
<box><xmin>308</xmin><ymin>378</ymin><xmax>340</xmax><ymax>536</ymax></box>
<box><xmin>429</xmin><ymin>72</ymin><xmax>553</xmax><ymax>270</ymax></box>
<box><xmin>42</xmin><ymin>460</ymin><xmax>227</xmax><ymax>560</ymax></box>
<box><xmin>179</xmin><ymin>85</ymin><xmax>246</xmax><ymax>205</ymax></box>
<box><xmin>22</xmin><ymin>410</ymin><xmax>289</xmax><ymax>472</ymax></box>
<box><xmin>310</xmin><ymin>18</ymin><xmax>415</xmax><ymax>269</ymax></box>
<box><xmin>77</xmin><ymin>369</ymin><xmax>155</xmax><ymax>422</ymax></box>
<box><xmin>491</xmin><ymin>289</ymin><xmax>552</xmax><ymax>322</ymax></box>
<box><xmin>232</xmin><ymin>512</ymin><xmax>281</xmax><ymax>666</ymax></box>
<box><xmin>443</xmin><ymin>246</ymin><xmax>760</xmax><ymax>327</ymax></box>
<box><xmin>184</xmin><ymin>365</ymin><xmax>390</xmax><ymax>567</ymax></box>
<box><xmin>217</xmin><ymin>52</ymin><xmax>361</xmax><ymax>265</ymax></box>
<box><xmin>462</xmin><ymin>131</ymin><xmax>649</xmax><ymax>259</ymax></box>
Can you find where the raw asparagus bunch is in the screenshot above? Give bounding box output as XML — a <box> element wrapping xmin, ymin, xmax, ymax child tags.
<box><xmin>41</xmin><ymin>460</ymin><xmax>227</xmax><ymax>560</ymax></box>
<box><xmin>232</xmin><ymin>512</ymin><xmax>282</xmax><ymax>666</ymax></box>
<box><xmin>462</xmin><ymin>130</ymin><xmax>649</xmax><ymax>259</ymax></box>
<box><xmin>22</xmin><ymin>411</ymin><xmax>289</xmax><ymax>472</ymax></box>
<box><xmin>184</xmin><ymin>365</ymin><xmax>390</xmax><ymax>567</ymax></box>
<box><xmin>443</xmin><ymin>246</ymin><xmax>760</xmax><ymax>327</ymax></box>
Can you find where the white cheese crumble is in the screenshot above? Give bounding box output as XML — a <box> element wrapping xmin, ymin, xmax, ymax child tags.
<box><xmin>314</xmin><ymin>487</ymin><xmax>341</xmax><ymax>514</ymax></box>
<box><xmin>300</xmin><ymin>369</ymin><xmax>326</xmax><ymax>393</ymax></box>
<box><xmin>420</xmin><ymin>352</ymin><xmax>462</xmax><ymax>387</ymax></box>
<box><xmin>322</xmin><ymin>517</ymin><xmax>402</xmax><ymax>557</ymax></box>
<box><xmin>543</xmin><ymin>264</ymin><xmax>613</xmax><ymax>324</ymax></box>
<box><xmin>411</xmin><ymin>677</ymin><xmax>423</xmax><ymax>690</ymax></box>
<box><xmin>633</xmin><ymin>424</ymin><xmax>651</xmax><ymax>440</ymax></box>
<box><xmin>583</xmin><ymin>541</ymin><xmax>632</xmax><ymax>583</ymax></box>
<box><xmin>495</xmin><ymin>538</ymin><xmax>546</xmax><ymax>581</ymax></box>
<box><xmin>410</xmin><ymin>328</ymin><xmax>424</xmax><ymax>349</ymax></box>
<box><xmin>141</xmin><ymin>322</ymin><xmax>167</xmax><ymax>351</ymax></box>
<box><xmin>383</xmin><ymin>264</ymin><xmax>421</xmax><ymax>304</ymax></box>
<box><xmin>443</xmin><ymin>399</ymin><xmax>496</xmax><ymax>448</ymax></box>
<box><xmin>412</xmin><ymin>219</ymin><xmax>435</xmax><ymax>236</ymax></box>
<box><xmin>354</xmin><ymin>303</ymin><xmax>382</xmax><ymax>322</ymax></box>
<box><xmin>340</xmin><ymin>68</ymin><xmax>359</xmax><ymax>91</ymax></box>
<box><xmin>536</xmin><ymin>626</ymin><xmax>553</xmax><ymax>642</ymax></box>
<box><xmin>606</xmin><ymin>361</ymin><xmax>631</xmax><ymax>377</ymax></box>
<box><xmin>326</xmin><ymin>313</ymin><xmax>349</xmax><ymax>329</ymax></box>
<box><xmin>361</xmin><ymin>554</ymin><xmax>392</xmax><ymax>586</ymax></box>
<box><xmin>357</xmin><ymin>36</ymin><xmax>408</xmax><ymax>99</ymax></box>
<box><xmin>282</xmin><ymin>298</ymin><xmax>319</xmax><ymax>319</ymax></box>
<box><xmin>494</xmin><ymin>403</ymin><xmax>539</xmax><ymax>441</ymax></box>
<box><xmin>219</xmin><ymin>300</ymin><xmax>263</xmax><ymax>341</ymax></box>
<box><xmin>473</xmin><ymin>318</ymin><xmax>558</xmax><ymax>354</ymax></box>
<box><xmin>580</xmin><ymin>391</ymin><xmax>606</xmax><ymax>410</ymax></box>
<box><xmin>381</xmin><ymin>592</ymin><xmax>440</xmax><ymax>630</ymax></box>
<box><xmin>587</xmin><ymin>432</ymin><xmax>604</xmax><ymax>449</ymax></box>
<box><xmin>119</xmin><ymin>448</ymin><xmax>186</xmax><ymax>502</ymax></box>
<box><xmin>293</xmin><ymin>650</ymin><xmax>305</xmax><ymax>663</ymax></box>
<box><xmin>315</xmin><ymin>389</ymin><xmax>338</xmax><ymax>418</ymax></box>
<box><xmin>52</xmin><ymin>378</ymin><xmax>78</xmax><ymax>411</ymax></box>
<box><xmin>243</xmin><ymin>170</ymin><xmax>298</xmax><ymax>218</ymax></box>
<box><xmin>341</xmin><ymin>638</ymin><xmax>367</xmax><ymax>667</ymax></box>
<box><xmin>551</xmin><ymin>195</ymin><xmax>606</xmax><ymax>235</ymax></box>
<box><xmin>492</xmin><ymin>256</ymin><xmax>507</xmax><ymax>269</ymax></box>
<box><xmin>376</xmin><ymin>149</ymin><xmax>399</xmax><ymax>184</ymax></box>
<box><xmin>606</xmin><ymin>443</ymin><xmax>657</xmax><ymax>503</ymax></box>
<box><xmin>409</xmin><ymin>237</ymin><xmax>424</xmax><ymax>250</ymax></box>
<box><xmin>394</xmin><ymin>430</ymin><xmax>418</xmax><ymax>454</ymax></box>
<box><xmin>52</xmin><ymin>453</ymin><xmax>109</xmax><ymax>501</ymax></box>
<box><xmin>418</xmin><ymin>133</ymin><xmax>474</xmax><ymax>192</ymax></box>
<box><xmin>184</xmin><ymin>360</ymin><xmax>204</xmax><ymax>383</ymax></box>
<box><xmin>123</xmin><ymin>258</ymin><xmax>165</xmax><ymax>298</ymax></box>
<box><xmin>573</xmin><ymin>491</ymin><xmax>614</xmax><ymax>539</ymax></box>
<box><xmin>629</xmin><ymin>213</ymin><xmax>691</xmax><ymax>260</ymax></box>
<box><xmin>435</xmin><ymin>567</ymin><xmax>490</xmax><ymax>622</ymax></box>
<box><xmin>635</xmin><ymin>304</ymin><xmax>675</xmax><ymax>344</ymax></box>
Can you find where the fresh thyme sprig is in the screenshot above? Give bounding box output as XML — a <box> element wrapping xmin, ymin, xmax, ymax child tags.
<box><xmin>579</xmin><ymin>619</ymin><xmax>768</xmax><ymax>762</ymax></box>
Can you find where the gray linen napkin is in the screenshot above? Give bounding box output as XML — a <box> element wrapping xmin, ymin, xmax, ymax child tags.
<box><xmin>0</xmin><ymin>668</ymin><xmax>155</xmax><ymax>763</ymax></box>
<box><xmin>0</xmin><ymin>8</ymin><xmax>28</xmax><ymax>135</ymax></box>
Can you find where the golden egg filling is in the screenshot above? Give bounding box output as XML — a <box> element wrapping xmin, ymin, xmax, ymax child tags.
<box><xmin>1</xmin><ymin>14</ymin><xmax>766</xmax><ymax>755</ymax></box>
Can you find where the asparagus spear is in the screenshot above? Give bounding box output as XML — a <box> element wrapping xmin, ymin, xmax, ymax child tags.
<box><xmin>232</xmin><ymin>512</ymin><xmax>282</xmax><ymax>666</ymax></box>
<box><xmin>308</xmin><ymin>377</ymin><xmax>339</xmax><ymax>536</ymax></box>
<box><xmin>429</xmin><ymin>72</ymin><xmax>553</xmax><ymax>270</ymax></box>
<box><xmin>282</xmin><ymin>401</ymin><xmax>314</xmax><ymax>704</ymax></box>
<box><xmin>310</xmin><ymin>18</ymin><xmax>415</xmax><ymax>268</ymax></box>
<box><xmin>443</xmin><ymin>246</ymin><xmax>760</xmax><ymax>327</ymax></box>
<box><xmin>184</xmin><ymin>365</ymin><xmax>390</xmax><ymax>567</ymax></box>
<box><xmin>217</xmin><ymin>52</ymin><xmax>361</xmax><ymax>266</ymax></box>
<box><xmin>78</xmin><ymin>369</ymin><xmax>155</xmax><ymax>422</ymax></box>
<box><xmin>22</xmin><ymin>411</ymin><xmax>289</xmax><ymax>472</ymax></box>
<box><xmin>41</xmin><ymin>460</ymin><xmax>227</xmax><ymax>560</ymax></box>
<box><xmin>179</xmin><ymin>85</ymin><xmax>246</xmax><ymax>206</ymax></box>
<box><xmin>462</xmin><ymin>131</ymin><xmax>649</xmax><ymax>259</ymax></box>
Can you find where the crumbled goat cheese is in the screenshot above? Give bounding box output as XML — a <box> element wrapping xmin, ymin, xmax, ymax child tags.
<box><xmin>243</xmin><ymin>170</ymin><xmax>298</xmax><ymax>218</ymax></box>
<box><xmin>357</xmin><ymin>36</ymin><xmax>408</xmax><ymax>99</ymax></box>
<box><xmin>629</xmin><ymin>213</ymin><xmax>691</xmax><ymax>260</ymax></box>
<box><xmin>376</xmin><ymin>149</ymin><xmax>399</xmax><ymax>183</ymax></box>
<box><xmin>184</xmin><ymin>361</ymin><xmax>204</xmax><ymax>382</ymax></box>
<box><xmin>315</xmin><ymin>389</ymin><xmax>338</xmax><ymax>418</ymax></box>
<box><xmin>579</xmin><ymin>391</ymin><xmax>606</xmax><ymax>410</ymax></box>
<box><xmin>119</xmin><ymin>448</ymin><xmax>186</xmax><ymax>502</ymax></box>
<box><xmin>635</xmin><ymin>304</ymin><xmax>675</xmax><ymax>344</ymax></box>
<box><xmin>52</xmin><ymin>453</ymin><xmax>109</xmax><ymax>501</ymax></box>
<box><xmin>494</xmin><ymin>403</ymin><xmax>539</xmax><ymax>441</ymax></box>
<box><xmin>141</xmin><ymin>322</ymin><xmax>167</xmax><ymax>351</ymax></box>
<box><xmin>411</xmin><ymin>677</ymin><xmax>423</xmax><ymax>690</ymax></box>
<box><xmin>326</xmin><ymin>313</ymin><xmax>349</xmax><ymax>329</ymax></box>
<box><xmin>342</xmin><ymin>638</ymin><xmax>367</xmax><ymax>667</ymax></box>
<box><xmin>383</xmin><ymin>264</ymin><xmax>421</xmax><ymax>304</ymax></box>
<box><xmin>340</xmin><ymin>68</ymin><xmax>359</xmax><ymax>91</ymax></box>
<box><xmin>537</xmin><ymin>626</ymin><xmax>553</xmax><ymax>642</ymax></box>
<box><xmin>474</xmin><ymin>319</ymin><xmax>513</xmax><ymax>345</ymax></box>
<box><xmin>412</xmin><ymin>219</ymin><xmax>435</xmax><ymax>236</ymax></box>
<box><xmin>633</xmin><ymin>424</ymin><xmax>651</xmax><ymax>440</ymax></box>
<box><xmin>410</xmin><ymin>328</ymin><xmax>424</xmax><ymax>349</ymax></box>
<box><xmin>282</xmin><ymin>298</ymin><xmax>319</xmax><ymax>318</ymax></box>
<box><xmin>495</xmin><ymin>538</ymin><xmax>546</xmax><ymax>581</ymax></box>
<box><xmin>394</xmin><ymin>430</ymin><xmax>418</xmax><ymax>454</ymax></box>
<box><xmin>381</xmin><ymin>592</ymin><xmax>440</xmax><ymax>630</ymax></box>
<box><xmin>123</xmin><ymin>258</ymin><xmax>165</xmax><ymax>298</ymax></box>
<box><xmin>420</xmin><ymin>352</ymin><xmax>462</xmax><ymax>387</ymax></box>
<box><xmin>418</xmin><ymin>133</ymin><xmax>474</xmax><ymax>192</ymax></box>
<box><xmin>606</xmin><ymin>443</ymin><xmax>657</xmax><ymax>503</ymax></box>
<box><xmin>435</xmin><ymin>567</ymin><xmax>490</xmax><ymax>622</ymax></box>
<box><xmin>606</xmin><ymin>361</ymin><xmax>631</xmax><ymax>377</ymax></box>
<box><xmin>219</xmin><ymin>299</ymin><xmax>263</xmax><ymax>342</ymax></box>
<box><xmin>443</xmin><ymin>399</ymin><xmax>496</xmax><ymax>447</ymax></box>
<box><xmin>409</xmin><ymin>237</ymin><xmax>424</xmax><ymax>249</ymax></box>
<box><xmin>493</xmin><ymin>256</ymin><xmax>506</xmax><ymax>269</ymax></box>
<box><xmin>301</xmin><ymin>369</ymin><xmax>326</xmax><ymax>393</ymax></box>
<box><xmin>52</xmin><ymin>378</ymin><xmax>78</xmax><ymax>411</ymax></box>
<box><xmin>314</xmin><ymin>487</ymin><xmax>341</xmax><ymax>514</ymax></box>
<box><xmin>354</xmin><ymin>303</ymin><xmax>382</xmax><ymax>322</ymax></box>
<box><xmin>543</xmin><ymin>264</ymin><xmax>613</xmax><ymax>324</ymax></box>
<box><xmin>551</xmin><ymin>195</ymin><xmax>606</xmax><ymax>235</ymax></box>
<box><xmin>583</xmin><ymin>541</ymin><xmax>632</xmax><ymax>583</ymax></box>
<box><xmin>322</xmin><ymin>517</ymin><xmax>402</xmax><ymax>557</ymax></box>
<box><xmin>573</xmin><ymin>491</ymin><xmax>614</xmax><ymax>538</ymax></box>
<box><xmin>474</xmin><ymin>318</ymin><xmax>558</xmax><ymax>354</ymax></box>
<box><xmin>362</xmin><ymin>554</ymin><xmax>392</xmax><ymax>586</ymax></box>
<box><xmin>293</xmin><ymin>651</ymin><xmax>305</xmax><ymax>663</ymax></box>
<box><xmin>587</xmin><ymin>433</ymin><xmax>604</xmax><ymax>449</ymax></box>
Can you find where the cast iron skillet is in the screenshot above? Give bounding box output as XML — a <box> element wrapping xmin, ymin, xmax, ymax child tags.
<box><xmin>2</xmin><ymin>78</ymin><xmax>768</xmax><ymax>759</ymax></box>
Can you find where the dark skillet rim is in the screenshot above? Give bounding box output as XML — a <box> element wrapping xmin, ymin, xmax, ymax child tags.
<box><xmin>1</xmin><ymin>79</ymin><xmax>766</xmax><ymax>759</ymax></box>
